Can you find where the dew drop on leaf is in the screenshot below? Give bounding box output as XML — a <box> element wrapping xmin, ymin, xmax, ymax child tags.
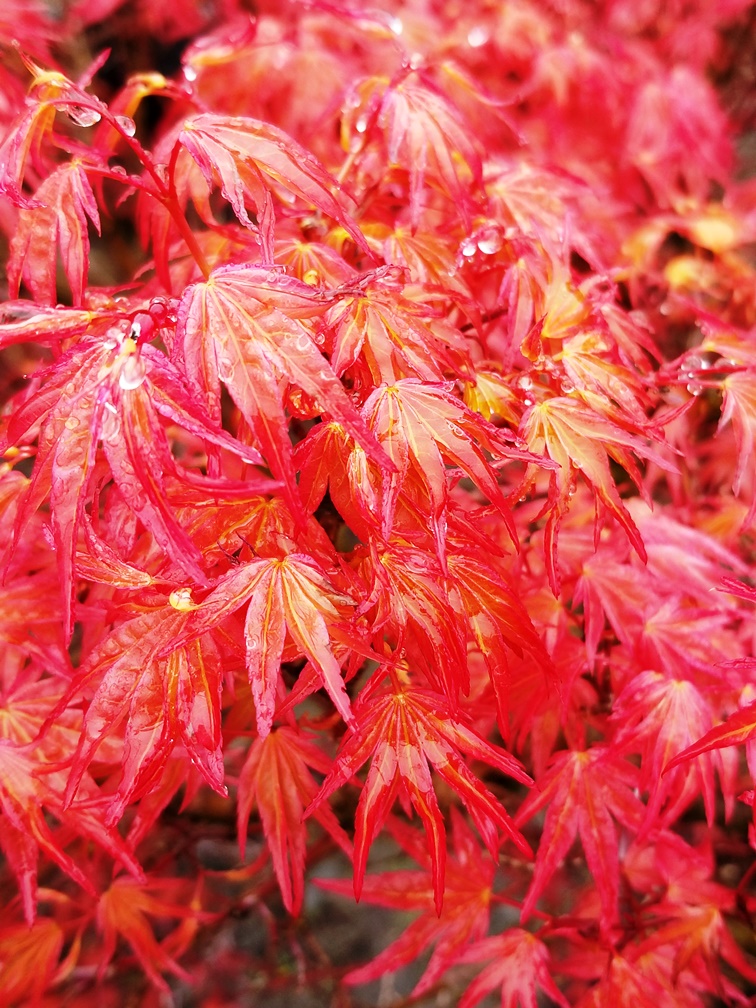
<box><xmin>467</xmin><ymin>26</ymin><xmax>490</xmax><ymax>47</ymax></box>
<box><xmin>183</xmin><ymin>64</ymin><xmax>198</xmax><ymax>82</ymax></box>
<box><xmin>460</xmin><ymin>238</ymin><xmax>477</xmax><ymax>257</ymax></box>
<box><xmin>477</xmin><ymin>229</ymin><xmax>503</xmax><ymax>255</ymax></box>
<box><xmin>66</xmin><ymin>105</ymin><xmax>102</xmax><ymax>127</ymax></box>
<box><xmin>104</xmin><ymin>327</ymin><xmax>123</xmax><ymax>350</ymax></box>
<box><xmin>115</xmin><ymin>115</ymin><xmax>136</xmax><ymax>137</ymax></box>
<box><xmin>118</xmin><ymin>356</ymin><xmax>146</xmax><ymax>390</ymax></box>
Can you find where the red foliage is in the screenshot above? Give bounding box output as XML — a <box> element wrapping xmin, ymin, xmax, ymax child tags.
<box><xmin>0</xmin><ymin>1</ymin><xmax>755</xmax><ymax>1005</ymax></box>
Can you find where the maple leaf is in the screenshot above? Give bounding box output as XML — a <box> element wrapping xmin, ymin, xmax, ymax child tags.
<box><xmin>96</xmin><ymin>877</ymin><xmax>197</xmax><ymax>991</ymax></box>
<box><xmin>307</xmin><ymin>673</ymin><xmax>532</xmax><ymax>913</ymax></box>
<box><xmin>0</xmin><ymin>916</ymin><xmax>66</xmax><ymax>1008</ymax></box>
<box><xmin>515</xmin><ymin>747</ymin><xmax>644</xmax><ymax>933</ymax></box>
<box><xmin>0</xmin><ymin>738</ymin><xmax>142</xmax><ymax>924</ymax></box>
<box><xmin>7</xmin><ymin>160</ymin><xmax>100</xmax><ymax>306</ymax></box>
<box><xmin>4</xmin><ymin>333</ymin><xmax>270</xmax><ymax>638</ymax></box>
<box><xmin>362</xmin><ymin>379</ymin><xmax>541</xmax><ymax>561</ymax></box>
<box><xmin>342</xmin><ymin>73</ymin><xmax>482</xmax><ymax>227</ymax></box>
<box><xmin>175</xmin><ymin>263</ymin><xmax>392</xmax><ymax>519</ymax></box>
<box><xmin>170</xmin><ymin>553</ymin><xmax>361</xmax><ymax>737</ymax></box>
<box><xmin>663</xmin><ymin>695</ymin><xmax>756</xmax><ymax>779</ymax></box>
<box><xmin>355</xmin><ymin>542</ymin><xmax>469</xmax><ymax>699</ymax></box>
<box><xmin>237</xmin><ymin>726</ymin><xmax>352</xmax><ymax>915</ymax></box>
<box><xmin>612</xmin><ymin>671</ymin><xmax>737</xmax><ymax>827</ymax></box>
<box><xmin>323</xmin><ymin>266</ymin><xmax>471</xmax><ymax>385</ymax></box>
<box><xmin>457</xmin><ymin>930</ymin><xmax>570</xmax><ymax>1008</ymax></box>
<box><xmin>446</xmin><ymin>548</ymin><xmax>555</xmax><ymax>732</ymax></box>
<box><xmin>58</xmin><ymin>604</ymin><xmax>227</xmax><ymax>820</ymax></box>
<box><xmin>177</xmin><ymin>113</ymin><xmax>369</xmax><ymax>260</ymax></box>
<box><xmin>718</xmin><ymin>369</ymin><xmax>756</xmax><ymax>523</ymax></box>
<box><xmin>520</xmin><ymin>396</ymin><xmax>669</xmax><ymax>593</ymax></box>
<box><xmin>316</xmin><ymin>813</ymin><xmax>496</xmax><ymax>996</ymax></box>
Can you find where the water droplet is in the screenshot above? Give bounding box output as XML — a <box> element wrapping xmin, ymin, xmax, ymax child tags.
<box><xmin>104</xmin><ymin>326</ymin><xmax>123</xmax><ymax>350</ymax></box>
<box><xmin>104</xmin><ymin>400</ymin><xmax>118</xmax><ymax>415</ymax></box>
<box><xmin>477</xmin><ymin>228</ymin><xmax>503</xmax><ymax>255</ymax></box>
<box><xmin>467</xmin><ymin>25</ymin><xmax>490</xmax><ymax>47</ymax></box>
<box><xmin>183</xmin><ymin>64</ymin><xmax>198</xmax><ymax>82</ymax></box>
<box><xmin>460</xmin><ymin>238</ymin><xmax>477</xmax><ymax>257</ymax></box>
<box><xmin>408</xmin><ymin>53</ymin><xmax>424</xmax><ymax>70</ymax></box>
<box><xmin>355</xmin><ymin>115</ymin><xmax>369</xmax><ymax>134</ymax></box>
<box><xmin>247</xmin><ymin>634</ymin><xmax>261</xmax><ymax>652</ymax></box>
<box><xmin>115</xmin><ymin>114</ymin><xmax>136</xmax><ymax>137</ymax></box>
<box><xmin>102</xmin><ymin>411</ymin><xmax>120</xmax><ymax>443</ymax></box>
<box><xmin>523</xmin><ymin>397</ymin><xmax>534</xmax><ymax>406</ymax></box>
<box><xmin>295</xmin><ymin>334</ymin><xmax>311</xmax><ymax>352</ymax></box>
<box><xmin>389</xmin><ymin>16</ymin><xmax>403</xmax><ymax>35</ymax></box>
<box><xmin>110</xmin><ymin>165</ymin><xmax>127</xmax><ymax>178</ymax></box>
<box><xmin>561</xmin><ymin>378</ymin><xmax>575</xmax><ymax>393</ymax></box>
<box><xmin>118</xmin><ymin>355</ymin><xmax>146</xmax><ymax>390</ymax></box>
<box><xmin>516</xmin><ymin>375</ymin><xmax>533</xmax><ymax>390</ymax></box>
<box><xmin>66</xmin><ymin>105</ymin><xmax>102</xmax><ymax>127</ymax></box>
<box><xmin>170</xmin><ymin>587</ymin><xmax>198</xmax><ymax>611</ymax></box>
<box><xmin>65</xmin><ymin>416</ymin><xmax>80</xmax><ymax>430</ymax></box>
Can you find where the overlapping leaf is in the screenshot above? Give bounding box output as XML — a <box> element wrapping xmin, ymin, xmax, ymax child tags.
<box><xmin>237</xmin><ymin>726</ymin><xmax>351</xmax><ymax>915</ymax></box>
<box><xmin>307</xmin><ymin>674</ymin><xmax>532</xmax><ymax>912</ymax></box>
<box><xmin>177</xmin><ymin>113</ymin><xmax>369</xmax><ymax>259</ymax></box>
<box><xmin>3</xmin><ymin>334</ymin><xmax>270</xmax><ymax>638</ymax></box>
<box><xmin>170</xmin><ymin>552</ymin><xmax>361</xmax><ymax>737</ymax></box>
<box><xmin>317</xmin><ymin>813</ymin><xmax>495</xmax><ymax>996</ymax></box>
<box><xmin>175</xmin><ymin>264</ymin><xmax>393</xmax><ymax>519</ymax></box>
<box><xmin>515</xmin><ymin>747</ymin><xmax>644</xmax><ymax>933</ymax></box>
<box><xmin>7</xmin><ymin>160</ymin><xmax>100</xmax><ymax>306</ymax></box>
<box><xmin>363</xmin><ymin>379</ymin><xmax>542</xmax><ymax>560</ymax></box>
<box><xmin>520</xmin><ymin>396</ymin><xmax>669</xmax><ymax>592</ymax></box>
<box><xmin>58</xmin><ymin>604</ymin><xmax>227</xmax><ymax>819</ymax></box>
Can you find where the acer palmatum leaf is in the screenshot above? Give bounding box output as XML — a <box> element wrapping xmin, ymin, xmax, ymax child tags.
<box><xmin>307</xmin><ymin>675</ymin><xmax>532</xmax><ymax>913</ymax></box>
<box><xmin>3</xmin><ymin>336</ymin><xmax>269</xmax><ymax>638</ymax></box>
<box><xmin>0</xmin><ymin>917</ymin><xmax>65</xmax><ymax>1008</ymax></box>
<box><xmin>96</xmin><ymin>877</ymin><xmax>197</xmax><ymax>991</ymax></box>
<box><xmin>515</xmin><ymin>747</ymin><xmax>644</xmax><ymax>934</ymax></box>
<box><xmin>663</xmin><ymin>696</ymin><xmax>756</xmax><ymax>776</ymax></box>
<box><xmin>446</xmin><ymin>548</ymin><xmax>555</xmax><ymax>733</ymax></box>
<box><xmin>57</xmin><ymin>606</ymin><xmax>204</xmax><ymax>812</ymax></box>
<box><xmin>718</xmin><ymin>369</ymin><xmax>756</xmax><ymax>523</ymax></box>
<box><xmin>520</xmin><ymin>396</ymin><xmax>671</xmax><ymax>593</ymax></box>
<box><xmin>363</xmin><ymin>379</ymin><xmax>544</xmax><ymax>561</ymax></box>
<box><xmin>342</xmin><ymin>74</ymin><xmax>483</xmax><ymax>228</ymax></box>
<box><xmin>458</xmin><ymin>930</ymin><xmax>570</xmax><ymax>1008</ymax></box>
<box><xmin>612</xmin><ymin>671</ymin><xmax>737</xmax><ymax>828</ymax></box>
<box><xmin>237</xmin><ymin>726</ymin><xmax>352</xmax><ymax>916</ymax></box>
<box><xmin>8</xmin><ymin>160</ymin><xmax>100</xmax><ymax>306</ymax></box>
<box><xmin>355</xmin><ymin>542</ymin><xmax>469</xmax><ymax>699</ymax></box>
<box><xmin>324</xmin><ymin>268</ymin><xmax>472</xmax><ymax>384</ymax></box>
<box><xmin>176</xmin><ymin>264</ymin><xmax>393</xmax><ymax>520</ymax></box>
<box><xmin>317</xmin><ymin>813</ymin><xmax>496</xmax><ymax>996</ymax></box>
<box><xmin>178</xmin><ymin>113</ymin><xmax>370</xmax><ymax>259</ymax></box>
<box><xmin>168</xmin><ymin>553</ymin><xmax>360</xmax><ymax>737</ymax></box>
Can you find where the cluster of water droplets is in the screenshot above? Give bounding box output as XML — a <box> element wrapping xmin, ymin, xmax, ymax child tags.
<box><xmin>459</xmin><ymin>224</ymin><xmax>505</xmax><ymax>260</ymax></box>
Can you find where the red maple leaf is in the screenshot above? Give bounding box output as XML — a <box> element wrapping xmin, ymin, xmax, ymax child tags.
<box><xmin>237</xmin><ymin>726</ymin><xmax>352</xmax><ymax>916</ymax></box>
<box><xmin>316</xmin><ymin>813</ymin><xmax>496</xmax><ymax>996</ymax></box>
<box><xmin>307</xmin><ymin>671</ymin><xmax>532</xmax><ymax>912</ymax></box>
